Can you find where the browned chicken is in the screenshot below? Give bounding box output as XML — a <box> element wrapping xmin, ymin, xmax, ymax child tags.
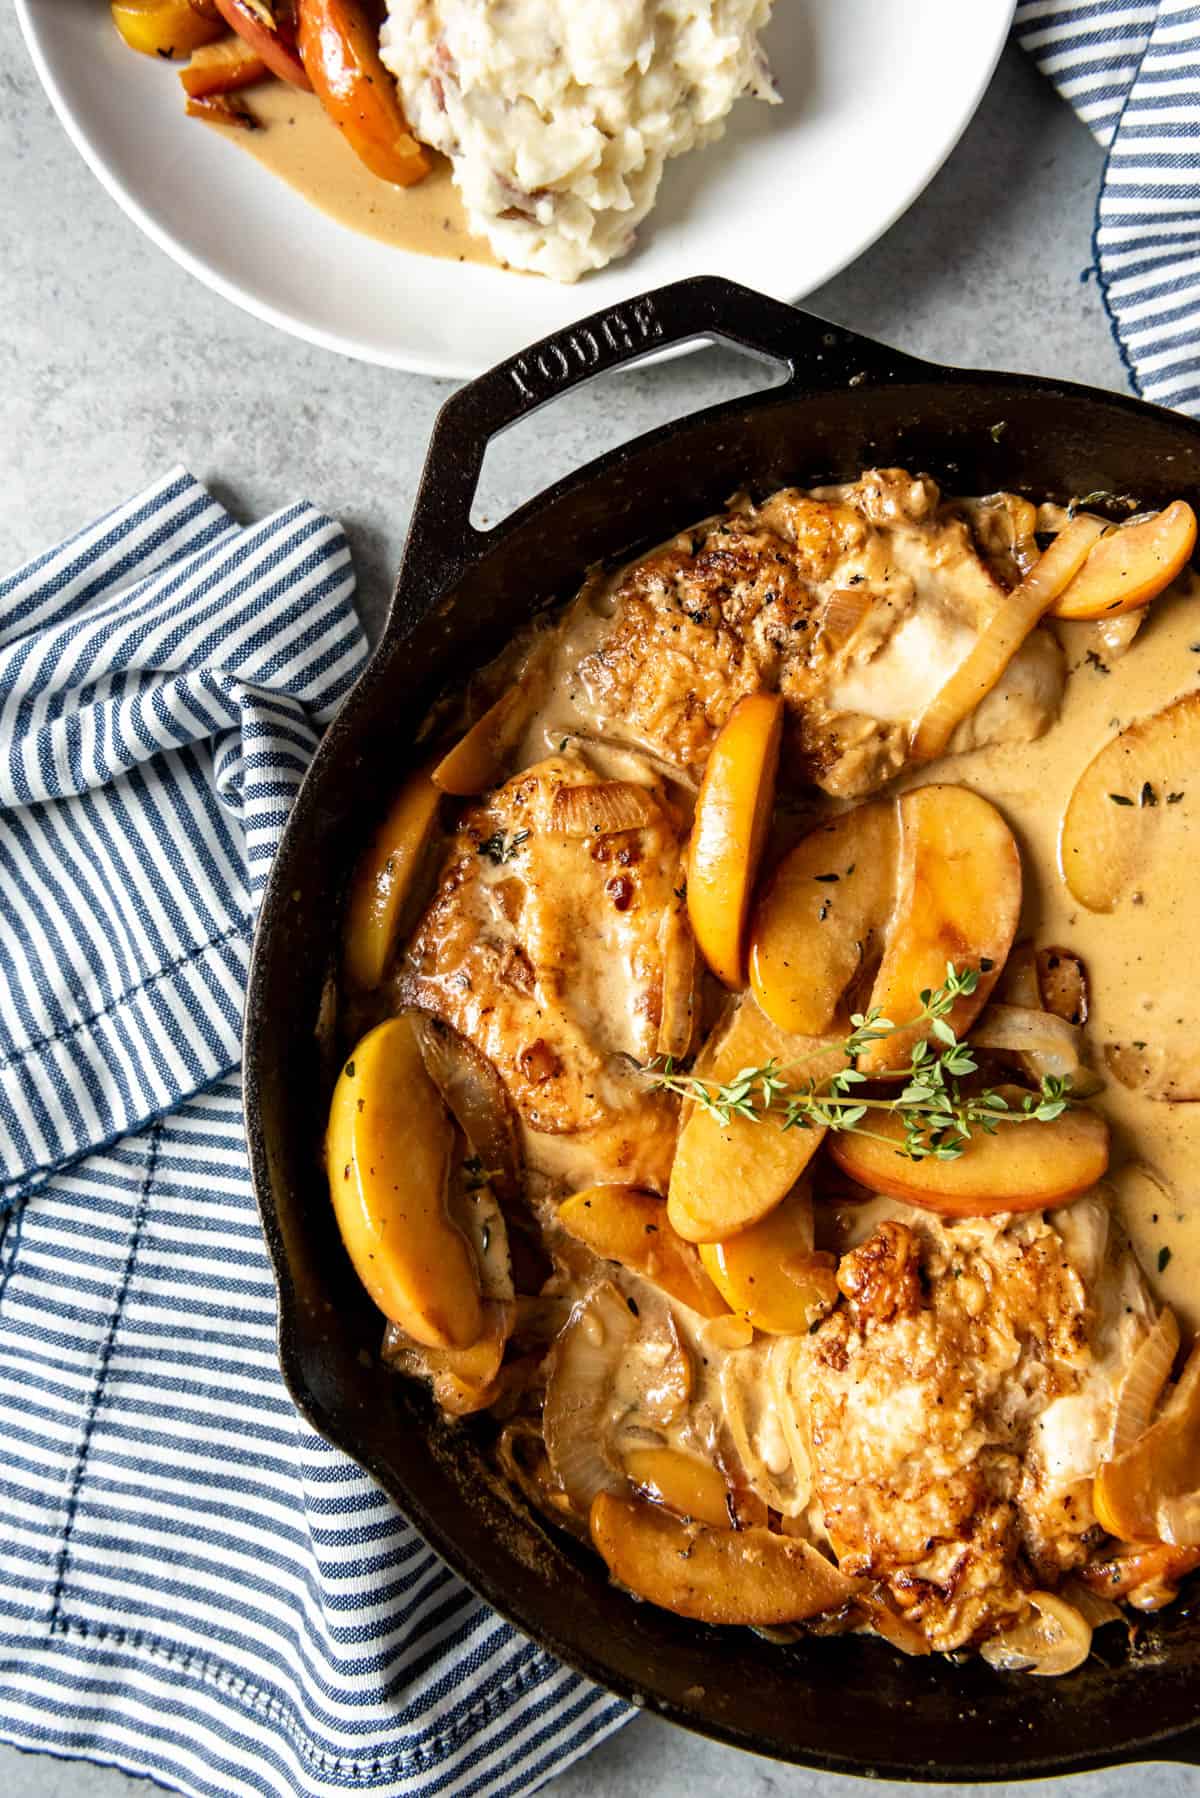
<box><xmin>398</xmin><ymin>751</ymin><xmax>686</xmax><ymax>1193</ymax></box>
<box><xmin>571</xmin><ymin>469</ymin><xmax>1063</xmax><ymax>797</ymax></box>
<box><xmin>798</xmin><ymin>1195</ymin><xmax>1155</xmax><ymax>1652</ymax></box>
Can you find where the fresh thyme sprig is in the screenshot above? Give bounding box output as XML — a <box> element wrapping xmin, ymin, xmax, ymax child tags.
<box><xmin>645</xmin><ymin>963</ymin><xmax>1074</xmax><ymax>1163</ymax></box>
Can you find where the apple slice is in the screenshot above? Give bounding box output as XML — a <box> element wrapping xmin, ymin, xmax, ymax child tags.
<box><xmin>343</xmin><ymin>763</ymin><xmax>441</xmax><ymax>990</ymax></box>
<box><xmin>325</xmin><ymin>1014</ymin><xmax>482</xmax><ymax>1348</ymax></box>
<box><xmin>589</xmin><ymin>1492</ymin><xmax>859</xmax><ymax>1624</ymax></box>
<box><xmin>827</xmin><ymin>1092</ymin><xmax>1109</xmax><ymax>1216</ymax></box>
<box><xmin>1094</xmin><ymin>1339</ymin><xmax>1200</xmax><ymax>1543</ymax></box>
<box><xmin>857</xmin><ymin>784</ymin><xmax>1021</xmax><ymax>1074</ymax></box>
<box><xmin>382</xmin><ymin>1302</ymin><xmax>511</xmax><ymax>1416</ymax></box>
<box><xmin>622</xmin><ymin>1447</ymin><xmax>732</xmax><ymax>1529</ymax></box>
<box><xmin>698</xmin><ymin>1179</ymin><xmax>838</xmax><ymax>1334</ymax></box>
<box><xmin>556</xmin><ymin>1186</ymin><xmax>727</xmax><ymax>1318</ymax></box>
<box><xmin>749</xmin><ymin>799</ymin><xmax>898</xmax><ymax>1034</ymax></box>
<box><xmin>432</xmin><ymin>686</ymin><xmax>531</xmax><ymax>797</ymax></box>
<box><xmin>687</xmin><ymin>693</ymin><xmax>784</xmax><ymax>989</ymax></box>
<box><xmin>432</xmin><ymin>635</ymin><xmax>553</xmax><ymax>796</ymax></box>
<box><xmin>667</xmin><ymin>998</ymin><xmax>847</xmax><ymax>1244</ymax></box>
<box><xmin>1060</xmin><ymin>693</ymin><xmax>1200</xmax><ymax>912</ymax></box>
<box><xmin>1049</xmin><ymin>502</ymin><xmax>1196</xmax><ymax>620</ymax></box>
<box><xmin>911</xmin><ymin>513</ymin><xmax>1106</xmax><ymax>763</ymax></box>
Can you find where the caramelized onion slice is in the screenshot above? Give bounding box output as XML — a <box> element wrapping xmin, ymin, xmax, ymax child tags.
<box><xmin>820</xmin><ymin>587</ymin><xmax>872</xmax><ymax>649</ymax></box>
<box><xmin>969</xmin><ymin>1003</ymin><xmax>1091</xmax><ymax>1086</ymax></box>
<box><xmin>980</xmin><ymin>1593</ymin><xmax>1092</xmax><ymax>1677</ymax></box>
<box><xmin>911</xmin><ymin>514</ymin><xmax>1106</xmax><ymax>763</ymax></box>
<box><xmin>412</xmin><ymin>1013</ymin><xmax>521</xmax><ymax>1204</ymax></box>
<box><xmin>1061</xmin><ymin>1578</ymin><xmax>1123</xmax><ymax>1632</ymax></box>
<box><xmin>1156</xmin><ymin>1492</ymin><xmax>1200</xmax><ymax>1546</ymax></box>
<box><xmin>995</xmin><ymin>941</ymin><xmax>1041</xmax><ymax>1009</ymax></box>
<box><xmin>543</xmin><ymin>1282</ymin><xmax>636</xmax><ymax>1515</ymax></box>
<box><xmin>1094</xmin><ymin>1338</ymin><xmax>1200</xmax><ymax>1542</ymax></box>
<box><xmin>720</xmin><ymin>1341</ymin><xmax>811</xmax><ymax>1518</ymax></box>
<box><xmin>1111</xmin><ymin>1306</ymin><xmax>1180</xmax><ymax>1458</ymax></box>
<box><xmin>548</xmin><ymin>780</ymin><xmax>663</xmax><ymax>836</ymax></box>
<box><xmin>859</xmin><ymin>1593</ymin><xmax>932</xmax><ymax>1657</ymax></box>
<box><xmin>1093</xmin><ymin>609</ymin><xmax>1144</xmax><ymax>663</ymax></box>
<box><xmin>497</xmin><ymin>1419</ymin><xmax>585</xmax><ymax>1537</ymax></box>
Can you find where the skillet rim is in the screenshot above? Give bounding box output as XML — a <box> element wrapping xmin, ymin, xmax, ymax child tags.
<box><xmin>243</xmin><ymin>275</ymin><xmax>1200</xmax><ymax>1782</ymax></box>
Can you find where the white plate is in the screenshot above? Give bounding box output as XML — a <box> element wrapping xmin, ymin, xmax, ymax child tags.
<box><xmin>17</xmin><ymin>0</ymin><xmax>1013</xmax><ymax>379</ymax></box>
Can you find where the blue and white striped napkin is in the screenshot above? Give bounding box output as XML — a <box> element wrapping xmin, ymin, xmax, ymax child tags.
<box><xmin>1016</xmin><ymin>0</ymin><xmax>1200</xmax><ymax>411</ymax></box>
<box><xmin>0</xmin><ymin>471</ymin><xmax>628</xmax><ymax>1798</ymax></box>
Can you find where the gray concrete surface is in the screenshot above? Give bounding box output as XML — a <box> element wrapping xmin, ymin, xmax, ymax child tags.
<box><xmin>2</xmin><ymin>14</ymin><xmax>1192</xmax><ymax>1798</ymax></box>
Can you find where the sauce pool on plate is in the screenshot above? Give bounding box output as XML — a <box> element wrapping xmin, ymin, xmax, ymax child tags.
<box><xmin>206</xmin><ymin>83</ymin><xmax>497</xmax><ymax>267</ymax></box>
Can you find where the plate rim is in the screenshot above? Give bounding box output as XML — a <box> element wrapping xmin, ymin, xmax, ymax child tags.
<box><xmin>14</xmin><ymin>0</ymin><xmax>1014</xmax><ymax>379</ymax></box>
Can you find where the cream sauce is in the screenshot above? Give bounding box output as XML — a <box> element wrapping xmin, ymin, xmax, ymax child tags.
<box><xmin>509</xmin><ymin>525</ymin><xmax>1200</xmax><ymax>1330</ymax></box>
<box><xmin>203</xmin><ymin>83</ymin><xmax>496</xmax><ymax>267</ymax></box>
<box><xmin>912</xmin><ymin>582</ymin><xmax>1200</xmax><ymax>1328</ymax></box>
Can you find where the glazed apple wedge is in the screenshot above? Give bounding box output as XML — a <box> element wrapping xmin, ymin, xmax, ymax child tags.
<box><xmin>621</xmin><ymin>1447</ymin><xmax>733</xmax><ymax>1529</ymax></box>
<box><xmin>698</xmin><ymin>1178</ymin><xmax>838</xmax><ymax>1334</ymax></box>
<box><xmin>858</xmin><ymin>785</ymin><xmax>1021</xmax><ymax>1074</ymax></box>
<box><xmin>1049</xmin><ymin>501</ymin><xmax>1196</xmax><ymax>621</ymax></box>
<box><xmin>589</xmin><ymin>1492</ymin><xmax>859</xmax><ymax>1624</ymax></box>
<box><xmin>556</xmin><ymin>1185</ymin><xmax>727</xmax><ymax>1317</ymax></box>
<box><xmin>749</xmin><ymin>786</ymin><xmax>1019</xmax><ymax>1068</ymax></box>
<box><xmin>687</xmin><ymin>692</ymin><xmax>783</xmax><ymax>989</ymax></box>
<box><xmin>1061</xmin><ymin>692</ymin><xmax>1200</xmax><ymax>911</ymax></box>
<box><xmin>749</xmin><ymin>798</ymin><xmax>898</xmax><ymax>1034</ymax></box>
<box><xmin>667</xmin><ymin>998</ymin><xmax>847</xmax><ymax>1243</ymax></box>
<box><xmin>343</xmin><ymin>762</ymin><xmax>441</xmax><ymax>989</ymax></box>
<box><xmin>828</xmin><ymin>1091</ymin><xmax>1109</xmax><ymax>1216</ymax></box>
<box><xmin>325</xmin><ymin>1013</ymin><xmax>483</xmax><ymax>1348</ymax></box>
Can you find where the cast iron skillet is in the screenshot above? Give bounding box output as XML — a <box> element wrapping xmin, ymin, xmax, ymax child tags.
<box><xmin>244</xmin><ymin>275</ymin><xmax>1200</xmax><ymax>1782</ymax></box>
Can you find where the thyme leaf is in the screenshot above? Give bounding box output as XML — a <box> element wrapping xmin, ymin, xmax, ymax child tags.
<box><xmin>478</xmin><ymin>829</ymin><xmax>530</xmax><ymax>865</ymax></box>
<box><xmin>643</xmin><ymin>964</ymin><xmax>1076</xmax><ymax>1163</ymax></box>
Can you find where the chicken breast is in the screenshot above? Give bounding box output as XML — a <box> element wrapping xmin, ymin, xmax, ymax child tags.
<box><xmin>569</xmin><ymin>469</ymin><xmax>1065</xmax><ymax>797</ymax></box>
<box><xmin>796</xmin><ymin>1194</ymin><xmax>1155</xmax><ymax>1652</ymax></box>
<box><xmin>397</xmin><ymin>750</ymin><xmax>685</xmax><ymax>1193</ymax></box>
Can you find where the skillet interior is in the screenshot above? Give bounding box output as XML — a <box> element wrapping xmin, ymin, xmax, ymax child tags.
<box><xmin>244</xmin><ymin>277</ymin><xmax>1200</xmax><ymax>1782</ymax></box>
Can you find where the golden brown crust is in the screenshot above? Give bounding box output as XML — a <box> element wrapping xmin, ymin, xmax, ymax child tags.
<box><xmin>571</xmin><ymin>471</ymin><xmax>1058</xmax><ymax>799</ymax></box>
<box><xmin>399</xmin><ymin>752</ymin><xmax>682</xmax><ymax>1191</ymax></box>
<box><xmin>804</xmin><ymin>1209</ymin><xmax>1119</xmax><ymax>1652</ymax></box>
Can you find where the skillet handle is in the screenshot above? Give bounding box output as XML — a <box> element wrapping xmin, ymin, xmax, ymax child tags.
<box><xmin>391</xmin><ymin>274</ymin><xmax>932</xmax><ymax>634</ymax></box>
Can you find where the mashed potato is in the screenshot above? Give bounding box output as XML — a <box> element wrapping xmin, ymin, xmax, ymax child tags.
<box><xmin>379</xmin><ymin>0</ymin><xmax>778</xmax><ymax>282</ymax></box>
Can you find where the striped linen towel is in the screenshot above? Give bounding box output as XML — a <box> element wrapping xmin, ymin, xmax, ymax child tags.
<box><xmin>1016</xmin><ymin>0</ymin><xmax>1200</xmax><ymax>411</ymax></box>
<box><xmin>0</xmin><ymin>471</ymin><xmax>629</xmax><ymax>1798</ymax></box>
